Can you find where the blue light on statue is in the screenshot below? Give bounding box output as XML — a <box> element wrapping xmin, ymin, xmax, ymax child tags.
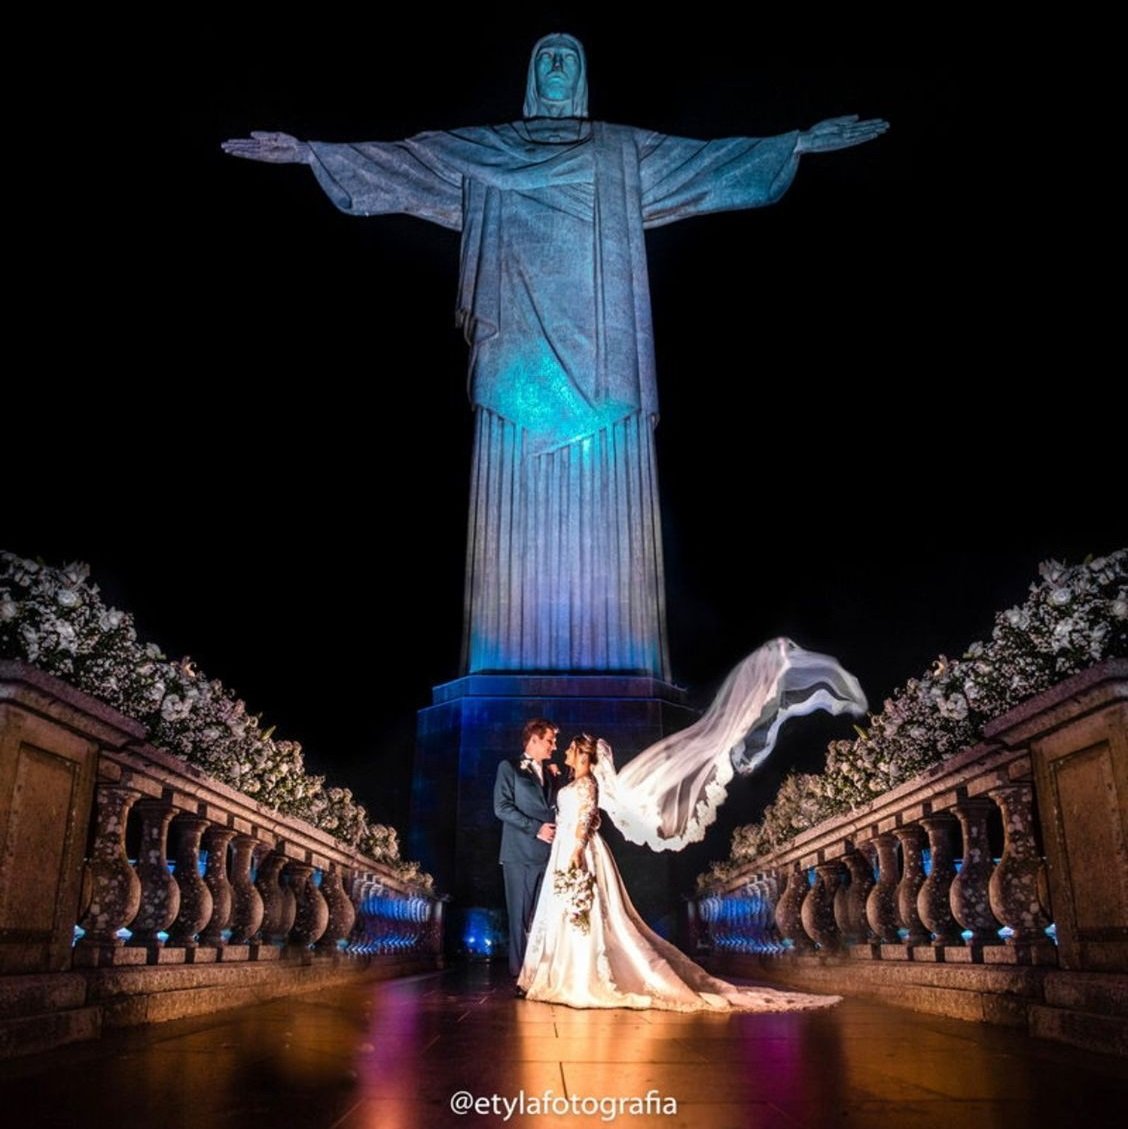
<box><xmin>491</xmin><ymin>346</ymin><xmax>634</xmax><ymax>452</ymax></box>
<box><xmin>463</xmin><ymin>908</ymin><xmax>499</xmax><ymax>957</ymax></box>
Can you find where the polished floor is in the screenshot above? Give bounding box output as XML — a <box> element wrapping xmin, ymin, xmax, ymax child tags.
<box><xmin>2</xmin><ymin>963</ymin><xmax>1126</xmax><ymax>1128</ymax></box>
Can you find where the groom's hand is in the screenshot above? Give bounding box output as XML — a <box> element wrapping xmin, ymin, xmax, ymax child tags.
<box><xmin>536</xmin><ymin>822</ymin><xmax>555</xmax><ymax>843</ymax></box>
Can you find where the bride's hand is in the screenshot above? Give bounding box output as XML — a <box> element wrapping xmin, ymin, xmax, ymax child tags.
<box><xmin>569</xmin><ymin>848</ymin><xmax>586</xmax><ymax>871</ymax></box>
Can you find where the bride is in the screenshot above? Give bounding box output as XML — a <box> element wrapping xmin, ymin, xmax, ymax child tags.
<box><xmin>516</xmin><ymin>637</ymin><xmax>864</xmax><ymax>1011</ymax></box>
<box><xmin>518</xmin><ymin>734</ymin><xmax>837</xmax><ymax>1011</ymax></box>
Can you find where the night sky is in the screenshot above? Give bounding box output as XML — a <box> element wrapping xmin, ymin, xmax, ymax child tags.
<box><xmin>8</xmin><ymin>16</ymin><xmax>1122</xmax><ymax>861</ymax></box>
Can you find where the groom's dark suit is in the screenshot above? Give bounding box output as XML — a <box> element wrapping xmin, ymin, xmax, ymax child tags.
<box><xmin>495</xmin><ymin>758</ymin><xmax>557</xmax><ymax>976</ymax></box>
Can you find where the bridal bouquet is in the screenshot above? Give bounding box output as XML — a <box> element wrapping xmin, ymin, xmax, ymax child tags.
<box><xmin>553</xmin><ymin>865</ymin><xmax>595</xmax><ymax>934</ymax></box>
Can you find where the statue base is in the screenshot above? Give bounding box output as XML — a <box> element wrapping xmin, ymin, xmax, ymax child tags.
<box><xmin>410</xmin><ymin>674</ymin><xmax>701</xmax><ymax>958</ymax></box>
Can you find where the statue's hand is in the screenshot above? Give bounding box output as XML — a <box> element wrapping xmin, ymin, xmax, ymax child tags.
<box><xmin>221</xmin><ymin>131</ymin><xmax>312</xmax><ymax>164</ymax></box>
<box><xmin>796</xmin><ymin>115</ymin><xmax>889</xmax><ymax>154</ymax></box>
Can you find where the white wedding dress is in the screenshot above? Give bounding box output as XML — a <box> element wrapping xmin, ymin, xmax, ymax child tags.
<box><xmin>517</xmin><ymin>774</ymin><xmax>838</xmax><ymax>1012</ymax></box>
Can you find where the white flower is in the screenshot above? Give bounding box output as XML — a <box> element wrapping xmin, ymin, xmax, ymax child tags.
<box><xmin>21</xmin><ymin>627</ymin><xmax>40</xmax><ymax>662</ymax></box>
<box><xmin>99</xmin><ymin>609</ymin><xmax>124</xmax><ymax>630</ymax></box>
<box><xmin>60</xmin><ymin>562</ymin><xmax>89</xmax><ymax>586</ymax></box>
<box><xmin>56</xmin><ymin>622</ymin><xmax>78</xmax><ymax>652</ymax></box>
<box><xmin>1048</xmin><ymin>587</ymin><xmax>1072</xmax><ymax>607</ymax></box>
<box><xmin>939</xmin><ymin>693</ymin><xmax>968</xmax><ymax>720</ymax></box>
<box><xmin>0</xmin><ymin>596</ymin><xmax>17</xmax><ymax>621</ymax></box>
<box><xmin>160</xmin><ymin>694</ymin><xmax>193</xmax><ymax>722</ymax></box>
<box><xmin>56</xmin><ymin>589</ymin><xmax>81</xmax><ymax>608</ymax></box>
<box><xmin>1051</xmin><ymin>621</ymin><xmax>1075</xmax><ymax>651</ymax></box>
<box><xmin>1004</xmin><ymin>607</ymin><xmax>1030</xmax><ymax>629</ymax></box>
<box><xmin>1112</xmin><ymin>598</ymin><xmax>1128</xmax><ymax>620</ymax></box>
<box><xmin>1039</xmin><ymin>559</ymin><xmax>1066</xmax><ymax>584</ymax></box>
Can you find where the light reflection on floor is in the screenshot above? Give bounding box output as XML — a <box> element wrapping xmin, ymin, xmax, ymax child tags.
<box><xmin>1</xmin><ymin>963</ymin><xmax>1125</xmax><ymax>1128</ymax></box>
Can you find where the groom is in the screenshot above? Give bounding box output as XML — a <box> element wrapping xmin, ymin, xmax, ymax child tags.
<box><xmin>494</xmin><ymin>718</ymin><xmax>559</xmax><ymax>984</ymax></box>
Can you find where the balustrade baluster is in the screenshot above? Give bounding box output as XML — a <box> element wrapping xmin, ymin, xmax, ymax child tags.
<box><xmin>989</xmin><ymin>784</ymin><xmax>1055</xmax><ymax>961</ymax></box>
<box><xmin>950</xmin><ymin>799</ymin><xmax>1001</xmax><ymax>948</ymax></box>
<box><xmin>836</xmin><ymin>848</ymin><xmax>875</xmax><ymax>945</ymax></box>
<box><xmin>919</xmin><ymin>814</ymin><xmax>961</xmax><ymax>944</ymax></box>
<box><xmin>865</xmin><ymin>833</ymin><xmax>901</xmax><ymax>945</ymax></box>
<box><xmin>168</xmin><ymin>815</ymin><xmax>213</xmax><ymax>948</ymax></box>
<box><xmin>77</xmin><ymin>785</ymin><xmax>142</xmax><ymax>954</ymax></box>
<box><xmin>894</xmin><ymin>825</ymin><xmax>931</xmax><ymax>946</ymax></box>
<box><xmin>316</xmin><ymin>864</ymin><xmax>356</xmax><ymax>952</ymax></box>
<box><xmin>200</xmin><ymin>827</ymin><xmax>237</xmax><ymax>946</ymax></box>
<box><xmin>287</xmin><ymin>861</ymin><xmax>329</xmax><ymax>947</ymax></box>
<box><xmin>801</xmin><ymin>861</ymin><xmax>844</xmax><ymax>950</ymax></box>
<box><xmin>227</xmin><ymin>834</ymin><xmax>264</xmax><ymax>944</ymax></box>
<box><xmin>774</xmin><ymin>863</ymin><xmax>814</xmax><ymax>952</ymax></box>
<box><xmin>126</xmin><ymin>799</ymin><xmax>179</xmax><ymax>951</ymax></box>
<box><xmin>256</xmin><ymin>849</ymin><xmax>296</xmax><ymax>945</ymax></box>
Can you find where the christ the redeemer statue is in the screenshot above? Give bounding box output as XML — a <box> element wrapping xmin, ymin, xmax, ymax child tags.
<box><xmin>225</xmin><ymin>34</ymin><xmax>886</xmax><ymax>679</ymax></box>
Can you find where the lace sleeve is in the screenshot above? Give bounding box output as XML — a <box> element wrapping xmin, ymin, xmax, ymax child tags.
<box><xmin>574</xmin><ymin>776</ymin><xmax>600</xmax><ymax>848</ymax></box>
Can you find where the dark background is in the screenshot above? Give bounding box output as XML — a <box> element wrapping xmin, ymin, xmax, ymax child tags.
<box><xmin>8</xmin><ymin>15</ymin><xmax>1122</xmax><ymax>871</ymax></box>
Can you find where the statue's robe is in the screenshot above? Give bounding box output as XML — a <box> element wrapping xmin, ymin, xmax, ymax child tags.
<box><xmin>310</xmin><ymin>121</ymin><xmax>799</xmax><ymax>675</ymax></box>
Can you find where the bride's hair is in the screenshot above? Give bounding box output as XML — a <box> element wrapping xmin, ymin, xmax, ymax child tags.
<box><xmin>571</xmin><ymin>733</ymin><xmax>599</xmax><ymax>764</ymax></box>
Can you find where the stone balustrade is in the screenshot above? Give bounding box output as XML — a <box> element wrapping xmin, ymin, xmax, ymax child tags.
<box><xmin>0</xmin><ymin>661</ymin><xmax>444</xmax><ymax>1055</ymax></box>
<box><xmin>68</xmin><ymin>726</ymin><xmax>442</xmax><ymax>970</ymax></box>
<box><xmin>693</xmin><ymin>661</ymin><xmax>1127</xmax><ymax>1053</ymax></box>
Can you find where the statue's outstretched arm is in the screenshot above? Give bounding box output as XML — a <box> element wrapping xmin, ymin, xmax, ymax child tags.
<box><xmin>221</xmin><ymin>131</ymin><xmax>312</xmax><ymax>165</ymax></box>
<box><xmin>795</xmin><ymin>115</ymin><xmax>889</xmax><ymax>155</ymax></box>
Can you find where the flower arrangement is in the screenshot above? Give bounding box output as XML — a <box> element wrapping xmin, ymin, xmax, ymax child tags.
<box><xmin>553</xmin><ymin>865</ymin><xmax>596</xmax><ymax>934</ymax></box>
<box><xmin>0</xmin><ymin>552</ymin><xmax>432</xmax><ymax>892</ymax></box>
<box><xmin>698</xmin><ymin>550</ymin><xmax>1127</xmax><ymax>889</ymax></box>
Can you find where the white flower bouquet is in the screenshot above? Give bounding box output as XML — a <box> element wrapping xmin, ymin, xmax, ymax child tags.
<box><xmin>553</xmin><ymin>865</ymin><xmax>596</xmax><ymax>934</ymax></box>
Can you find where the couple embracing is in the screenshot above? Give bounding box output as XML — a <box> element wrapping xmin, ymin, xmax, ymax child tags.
<box><xmin>492</xmin><ymin>640</ymin><xmax>868</xmax><ymax>1012</ymax></box>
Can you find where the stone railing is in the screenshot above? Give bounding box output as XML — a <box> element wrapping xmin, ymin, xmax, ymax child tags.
<box><xmin>0</xmin><ymin>662</ymin><xmax>443</xmax><ymax>1054</ymax></box>
<box><xmin>692</xmin><ymin>660</ymin><xmax>1127</xmax><ymax>1053</ymax></box>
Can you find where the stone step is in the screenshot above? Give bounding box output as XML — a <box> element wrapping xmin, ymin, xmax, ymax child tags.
<box><xmin>1042</xmin><ymin>971</ymin><xmax>1128</xmax><ymax>1017</ymax></box>
<box><xmin>0</xmin><ymin>1006</ymin><xmax>101</xmax><ymax>1059</ymax></box>
<box><xmin>0</xmin><ymin>973</ymin><xmax>87</xmax><ymax>1020</ymax></box>
<box><xmin>1028</xmin><ymin>1004</ymin><xmax>1128</xmax><ymax>1057</ymax></box>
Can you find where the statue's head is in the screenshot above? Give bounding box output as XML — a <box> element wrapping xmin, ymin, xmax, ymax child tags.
<box><xmin>523</xmin><ymin>33</ymin><xmax>588</xmax><ymax>119</ymax></box>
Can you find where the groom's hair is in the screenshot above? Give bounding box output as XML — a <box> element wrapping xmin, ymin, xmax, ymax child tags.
<box><xmin>522</xmin><ymin>718</ymin><xmax>558</xmax><ymax>746</ymax></box>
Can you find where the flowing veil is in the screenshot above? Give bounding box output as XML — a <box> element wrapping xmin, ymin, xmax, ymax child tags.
<box><xmin>590</xmin><ymin>638</ymin><xmax>867</xmax><ymax>852</ymax></box>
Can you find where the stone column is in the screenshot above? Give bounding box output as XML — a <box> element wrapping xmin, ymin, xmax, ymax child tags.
<box><xmin>316</xmin><ymin>864</ymin><xmax>357</xmax><ymax>953</ymax></box>
<box><xmin>168</xmin><ymin>815</ymin><xmax>213</xmax><ymax>948</ymax></box>
<box><xmin>801</xmin><ymin>862</ymin><xmax>844</xmax><ymax>950</ymax></box>
<box><xmin>774</xmin><ymin>863</ymin><xmax>814</xmax><ymax>952</ymax></box>
<box><xmin>865</xmin><ymin>834</ymin><xmax>901</xmax><ymax>944</ymax></box>
<box><xmin>950</xmin><ymin>799</ymin><xmax>1000</xmax><ymax>946</ymax></box>
<box><xmin>256</xmin><ymin>848</ymin><xmax>296</xmax><ymax>944</ymax></box>
<box><xmin>918</xmin><ymin>814</ymin><xmax>961</xmax><ymax>944</ymax></box>
<box><xmin>287</xmin><ymin>862</ymin><xmax>329</xmax><ymax>947</ymax></box>
<box><xmin>835</xmin><ymin>848</ymin><xmax>875</xmax><ymax>945</ymax></box>
<box><xmin>125</xmin><ymin>799</ymin><xmax>180</xmax><ymax>949</ymax></box>
<box><xmin>989</xmin><ymin>784</ymin><xmax>1054</xmax><ymax>955</ymax></box>
<box><xmin>77</xmin><ymin>785</ymin><xmax>142</xmax><ymax>951</ymax></box>
<box><xmin>200</xmin><ymin>827</ymin><xmax>237</xmax><ymax>946</ymax></box>
<box><xmin>227</xmin><ymin>834</ymin><xmax>264</xmax><ymax>944</ymax></box>
<box><xmin>894</xmin><ymin>825</ymin><xmax>931</xmax><ymax>946</ymax></box>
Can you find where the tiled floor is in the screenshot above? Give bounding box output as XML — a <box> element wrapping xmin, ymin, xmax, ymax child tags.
<box><xmin>2</xmin><ymin>963</ymin><xmax>1126</xmax><ymax>1127</ymax></box>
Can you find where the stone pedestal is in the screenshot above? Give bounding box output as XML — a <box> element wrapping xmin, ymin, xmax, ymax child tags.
<box><xmin>0</xmin><ymin>664</ymin><xmax>142</xmax><ymax>974</ymax></box>
<box><xmin>1015</xmin><ymin>670</ymin><xmax>1127</xmax><ymax>972</ymax></box>
<box><xmin>412</xmin><ymin>673</ymin><xmax>698</xmax><ymax>950</ymax></box>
